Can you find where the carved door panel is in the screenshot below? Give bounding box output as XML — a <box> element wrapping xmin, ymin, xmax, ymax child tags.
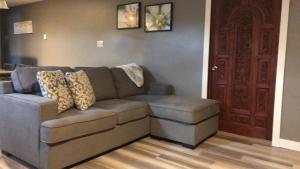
<box><xmin>209</xmin><ymin>0</ymin><xmax>282</xmax><ymax>140</ymax></box>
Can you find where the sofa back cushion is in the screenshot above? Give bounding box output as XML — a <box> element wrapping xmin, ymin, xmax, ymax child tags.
<box><xmin>11</xmin><ymin>66</ymin><xmax>73</xmax><ymax>94</ymax></box>
<box><xmin>75</xmin><ymin>67</ymin><xmax>118</xmax><ymax>101</ymax></box>
<box><xmin>111</xmin><ymin>67</ymin><xmax>145</xmax><ymax>98</ymax></box>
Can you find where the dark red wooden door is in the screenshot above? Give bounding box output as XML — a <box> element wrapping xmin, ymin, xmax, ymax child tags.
<box><xmin>208</xmin><ymin>0</ymin><xmax>282</xmax><ymax>140</ymax></box>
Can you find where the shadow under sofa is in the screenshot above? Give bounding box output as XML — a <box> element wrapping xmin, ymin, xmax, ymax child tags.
<box><xmin>0</xmin><ymin>66</ymin><xmax>219</xmax><ymax>169</ymax></box>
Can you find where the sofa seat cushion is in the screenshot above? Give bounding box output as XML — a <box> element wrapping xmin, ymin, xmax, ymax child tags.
<box><xmin>40</xmin><ymin>108</ymin><xmax>117</xmax><ymax>144</ymax></box>
<box><xmin>75</xmin><ymin>67</ymin><xmax>118</xmax><ymax>101</ymax></box>
<box><xmin>94</xmin><ymin>99</ymin><xmax>149</xmax><ymax>124</ymax></box>
<box><xmin>128</xmin><ymin>95</ymin><xmax>220</xmax><ymax>124</ymax></box>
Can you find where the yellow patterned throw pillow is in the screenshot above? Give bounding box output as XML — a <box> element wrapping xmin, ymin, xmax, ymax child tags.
<box><xmin>37</xmin><ymin>70</ymin><xmax>74</xmax><ymax>113</ymax></box>
<box><xmin>65</xmin><ymin>70</ymin><xmax>96</xmax><ymax>110</ymax></box>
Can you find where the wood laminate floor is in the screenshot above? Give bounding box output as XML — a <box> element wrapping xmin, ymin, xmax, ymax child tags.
<box><xmin>1</xmin><ymin>132</ymin><xmax>300</xmax><ymax>169</ymax></box>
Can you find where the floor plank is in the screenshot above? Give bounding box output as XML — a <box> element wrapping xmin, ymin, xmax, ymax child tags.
<box><xmin>1</xmin><ymin>132</ymin><xmax>300</xmax><ymax>169</ymax></box>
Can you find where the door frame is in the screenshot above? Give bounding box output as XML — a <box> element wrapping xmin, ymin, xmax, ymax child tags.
<box><xmin>201</xmin><ymin>0</ymin><xmax>291</xmax><ymax>147</ymax></box>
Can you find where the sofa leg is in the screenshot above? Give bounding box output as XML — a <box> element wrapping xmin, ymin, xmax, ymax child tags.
<box><xmin>182</xmin><ymin>143</ymin><xmax>197</xmax><ymax>149</ymax></box>
<box><xmin>183</xmin><ymin>132</ymin><xmax>218</xmax><ymax>149</ymax></box>
<box><xmin>1</xmin><ymin>150</ymin><xmax>11</xmax><ymax>157</ymax></box>
<box><xmin>151</xmin><ymin>135</ymin><xmax>198</xmax><ymax>149</ymax></box>
<box><xmin>151</xmin><ymin>132</ymin><xmax>218</xmax><ymax>149</ymax></box>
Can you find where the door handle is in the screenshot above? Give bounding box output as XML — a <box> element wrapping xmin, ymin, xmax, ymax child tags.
<box><xmin>212</xmin><ymin>65</ymin><xmax>218</xmax><ymax>71</ymax></box>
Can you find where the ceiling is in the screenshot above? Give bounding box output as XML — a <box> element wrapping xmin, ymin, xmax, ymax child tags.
<box><xmin>6</xmin><ymin>0</ymin><xmax>44</xmax><ymax>7</ymax></box>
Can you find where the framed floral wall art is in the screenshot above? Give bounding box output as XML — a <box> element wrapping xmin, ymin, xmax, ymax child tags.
<box><xmin>117</xmin><ymin>2</ymin><xmax>141</xmax><ymax>29</ymax></box>
<box><xmin>145</xmin><ymin>3</ymin><xmax>173</xmax><ymax>32</ymax></box>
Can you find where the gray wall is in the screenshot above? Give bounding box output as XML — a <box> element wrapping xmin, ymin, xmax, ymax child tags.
<box><xmin>3</xmin><ymin>0</ymin><xmax>206</xmax><ymax>97</ymax></box>
<box><xmin>281</xmin><ymin>0</ymin><xmax>300</xmax><ymax>142</ymax></box>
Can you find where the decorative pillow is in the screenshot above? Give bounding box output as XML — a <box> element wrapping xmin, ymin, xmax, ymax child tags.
<box><xmin>37</xmin><ymin>70</ymin><xmax>74</xmax><ymax>113</ymax></box>
<box><xmin>65</xmin><ymin>70</ymin><xmax>96</xmax><ymax>110</ymax></box>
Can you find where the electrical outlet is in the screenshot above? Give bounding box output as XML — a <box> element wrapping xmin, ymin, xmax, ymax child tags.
<box><xmin>43</xmin><ymin>34</ymin><xmax>47</xmax><ymax>40</ymax></box>
<box><xmin>97</xmin><ymin>41</ymin><xmax>104</xmax><ymax>47</ymax></box>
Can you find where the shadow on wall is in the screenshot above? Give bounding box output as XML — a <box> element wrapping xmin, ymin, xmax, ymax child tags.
<box><xmin>3</xmin><ymin>56</ymin><xmax>37</xmax><ymax>70</ymax></box>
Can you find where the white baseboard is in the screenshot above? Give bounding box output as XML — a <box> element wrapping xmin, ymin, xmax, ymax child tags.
<box><xmin>279</xmin><ymin>139</ymin><xmax>300</xmax><ymax>152</ymax></box>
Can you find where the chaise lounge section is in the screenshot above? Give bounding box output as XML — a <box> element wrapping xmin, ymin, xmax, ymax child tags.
<box><xmin>0</xmin><ymin>66</ymin><xmax>219</xmax><ymax>169</ymax></box>
<box><xmin>128</xmin><ymin>95</ymin><xmax>220</xmax><ymax>148</ymax></box>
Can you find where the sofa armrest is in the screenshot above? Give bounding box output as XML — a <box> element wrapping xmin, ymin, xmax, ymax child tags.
<box><xmin>0</xmin><ymin>94</ymin><xmax>58</xmax><ymax>166</ymax></box>
<box><xmin>147</xmin><ymin>83</ymin><xmax>173</xmax><ymax>96</ymax></box>
<box><xmin>0</xmin><ymin>81</ymin><xmax>13</xmax><ymax>94</ymax></box>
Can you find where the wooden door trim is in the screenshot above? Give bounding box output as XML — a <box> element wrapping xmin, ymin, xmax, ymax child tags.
<box><xmin>201</xmin><ymin>0</ymin><xmax>291</xmax><ymax>147</ymax></box>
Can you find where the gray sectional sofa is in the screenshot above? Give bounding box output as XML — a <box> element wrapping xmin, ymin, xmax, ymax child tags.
<box><xmin>0</xmin><ymin>66</ymin><xmax>219</xmax><ymax>169</ymax></box>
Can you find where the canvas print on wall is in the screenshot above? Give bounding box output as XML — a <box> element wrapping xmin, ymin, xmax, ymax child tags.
<box><xmin>117</xmin><ymin>2</ymin><xmax>141</xmax><ymax>29</ymax></box>
<box><xmin>145</xmin><ymin>3</ymin><xmax>173</xmax><ymax>32</ymax></box>
<box><xmin>14</xmin><ymin>21</ymin><xmax>33</xmax><ymax>34</ymax></box>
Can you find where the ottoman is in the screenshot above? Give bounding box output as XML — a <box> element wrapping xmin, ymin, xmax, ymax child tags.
<box><xmin>128</xmin><ymin>95</ymin><xmax>220</xmax><ymax>148</ymax></box>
